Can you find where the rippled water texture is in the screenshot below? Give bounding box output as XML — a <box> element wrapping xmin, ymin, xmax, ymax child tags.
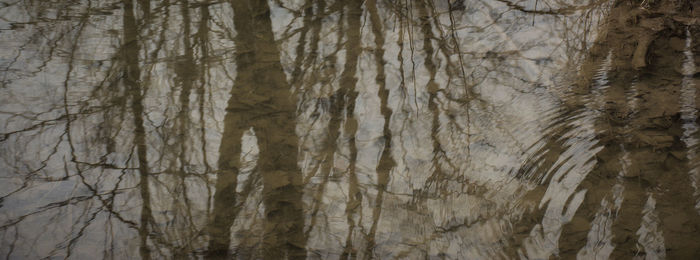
<box><xmin>1</xmin><ymin>0</ymin><xmax>699</xmax><ymax>258</ymax></box>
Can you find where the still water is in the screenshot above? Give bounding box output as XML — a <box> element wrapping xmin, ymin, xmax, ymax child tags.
<box><xmin>0</xmin><ymin>0</ymin><xmax>699</xmax><ymax>258</ymax></box>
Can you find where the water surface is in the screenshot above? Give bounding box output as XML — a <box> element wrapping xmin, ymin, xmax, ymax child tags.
<box><xmin>1</xmin><ymin>0</ymin><xmax>699</xmax><ymax>258</ymax></box>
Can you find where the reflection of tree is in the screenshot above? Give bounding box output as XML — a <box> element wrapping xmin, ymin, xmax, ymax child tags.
<box><xmin>206</xmin><ymin>0</ymin><xmax>306</xmax><ymax>258</ymax></box>
<box><xmin>336</xmin><ymin>1</ymin><xmax>362</xmax><ymax>258</ymax></box>
<box><xmin>121</xmin><ymin>1</ymin><xmax>152</xmax><ymax>259</ymax></box>
<box><xmin>1</xmin><ymin>0</ymin><xmax>699</xmax><ymax>259</ymax></box>
<box><xmin>0</xmin><ymin>1</ymin><xmax>145</xmax><ymax>258</ymax></box>
<box><xmin>1</xmin><ymin>0</ymin><xmax>219</xmax><ymax>257</ymax></box>
<box><xmin>512</xmin><ymin>2</ymin><xmax>700</xmax><ymax>257</ymax></box>
<box><xmin>366</xmin><ymin>0</ymin><xmax>395</xmax><ymax>258</ymax></box>
<box><xmin>417</xmin><ymin>0</ymin><xmax>453</xmax><ymax>198</ymax></box>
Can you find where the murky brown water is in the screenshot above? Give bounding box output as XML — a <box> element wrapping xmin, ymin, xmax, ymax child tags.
<box><xmin>1</xmin><ymin>0</ymin><xmax>699</xmax><ymax>259</ymax></box>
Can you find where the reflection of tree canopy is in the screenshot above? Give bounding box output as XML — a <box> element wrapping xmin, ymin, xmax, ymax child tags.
<box><xmin>1</xmin><ymin>0</ymin><xmax>699</xmax><ymax>259</ymax></box>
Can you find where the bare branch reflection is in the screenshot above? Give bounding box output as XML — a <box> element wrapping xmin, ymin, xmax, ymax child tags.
<box><xmin>1</xmin><ymin>0</ymin><xmax>699</xmax><ymax>258</ymax></box>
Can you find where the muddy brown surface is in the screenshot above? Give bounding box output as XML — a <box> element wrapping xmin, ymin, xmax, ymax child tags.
<box><xmin>0</xmin><ymin>0</ymin><xmax>699</xmax><ymax>259</ymax></box>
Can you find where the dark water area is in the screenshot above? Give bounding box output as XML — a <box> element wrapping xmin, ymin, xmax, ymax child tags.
<box><xmin>1</xmin><ymin>0</ymin><xmax>699</xmax><ymax>259</ymax></box>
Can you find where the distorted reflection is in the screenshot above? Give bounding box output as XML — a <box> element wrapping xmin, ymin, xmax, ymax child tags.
<box><xmin>0</xmin><ymin>0</ymin><xmax>698</xmax><ymax>259</ymax></box>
